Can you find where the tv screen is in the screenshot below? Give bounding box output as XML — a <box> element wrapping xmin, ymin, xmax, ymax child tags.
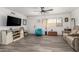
<box><xmin>7</xmin><ymin>16</ymin><xmax>21</xmax><ymax>26</ymax></box>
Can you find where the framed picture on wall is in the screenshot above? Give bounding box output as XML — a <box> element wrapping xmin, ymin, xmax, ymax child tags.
<box><xmin>65</xmin><ymin>17</ymin><xmax>68</xmax><ymax>22</ymax></box>
<box><xmin>23</xmin><ymin>19</ymin><xmax>27</xmax><ymax>25</ymax></box>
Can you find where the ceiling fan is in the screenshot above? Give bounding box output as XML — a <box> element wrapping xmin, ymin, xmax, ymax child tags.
<box><xmin>40</xmin><ymin>7</ymin><xmax>53</xmax><ymax>14</ymax></box>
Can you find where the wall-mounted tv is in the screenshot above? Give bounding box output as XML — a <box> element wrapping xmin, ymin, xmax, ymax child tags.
<box><xmin>7</xmin><ymin>16</ymin><xmax>21</xmax><ymax>26</ymax></box>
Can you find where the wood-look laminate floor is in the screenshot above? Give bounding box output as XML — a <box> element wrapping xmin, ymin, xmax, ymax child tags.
<box><xmin>0</xmin><ymin>35</ymin><xmax>74</xmax><ymax>52</ymax></box>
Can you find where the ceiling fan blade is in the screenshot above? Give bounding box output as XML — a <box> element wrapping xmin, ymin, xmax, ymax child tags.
<box><xmin>41</xmin><ymin>7</ymin><xmax>44</xmax><ymax>10</ymax></box>
<box><xmin>45</xmin><ymin>9</ymin><xmax>53</xmax><ymax>11</ymax></box>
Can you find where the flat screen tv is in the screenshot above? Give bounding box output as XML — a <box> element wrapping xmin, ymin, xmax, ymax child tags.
<box><xmin>7</xmin><ymin>16</ymin><xmax>21</xmax><ymax>26</ymax></box>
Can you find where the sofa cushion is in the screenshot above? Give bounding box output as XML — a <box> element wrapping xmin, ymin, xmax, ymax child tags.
<box><xmin>68</xmin><ymin>34</ymin><xmax>79</xmax><ymax>36</ymax></box>
<box><xmin>66</xmin><ymin>36</ymin><xmax>76</xmax><ymax>48</ymax></box>
<box><xmin>70</xmin><ymin>29</ymin><xmax>78</xmax><ymax>34</ymax></box>
<box><xmin>77</xmin><ymin>30</ymin><xmax>79</xmax><ymax>34</ymax></box>
<box><xmin>74</xmin><ymin>38</ymin><xmax>79</xmax><ymax>51</ymax></box>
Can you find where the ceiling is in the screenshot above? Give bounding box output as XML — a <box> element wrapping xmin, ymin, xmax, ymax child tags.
<box><xmin>6</xmin><ymin>7</ymin><xmax>78</xmax><ymax>16</ymax></box>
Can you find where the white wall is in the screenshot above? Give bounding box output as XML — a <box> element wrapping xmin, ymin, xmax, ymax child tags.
<box><xmin>27</xmin><ymin>13</ymin><xmax>71</xmax><ymax>35</ymax></box>
<box><xmin>0</xmin><ymin>7</ymin><xmax>28</xmax><ymax>30</ymax></box>
<box><xmin>71</xmin><ymin>8</ymin><xmax>79</xmax><ymax>26</ymax></box>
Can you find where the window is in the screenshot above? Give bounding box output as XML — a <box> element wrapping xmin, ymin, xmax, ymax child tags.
<box><xmin>47</xmin><ymin>18</ymin><xmax>56</xmax><ymax>27</ymax></box>
<box><xmin>47</xmin><ymin>17</ymin><xmax>63</xmax><ymax>27</ymax></box>
<box><xmin>56</xmin><ymin>17</ymin><xmax>63</xmax><ymax>26</ymax></box>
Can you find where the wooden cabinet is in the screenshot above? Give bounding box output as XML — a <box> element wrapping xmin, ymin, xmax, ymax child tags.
<box><xmin>48</xmin><ymin>31</ymin><xmax>57</xmax><ymax>36</ymax></box>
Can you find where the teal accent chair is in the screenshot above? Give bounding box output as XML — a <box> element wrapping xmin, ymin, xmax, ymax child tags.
<box><xmin>35</xmin><ymin>28</ymin><xmax>43</xmax><ymax>36</ymax></box>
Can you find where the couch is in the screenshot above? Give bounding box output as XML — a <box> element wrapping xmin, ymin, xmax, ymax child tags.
<box><xmin>63</xmin><ymin>26</ymin><xmax>79</xmax><ymax>51</ymax></box>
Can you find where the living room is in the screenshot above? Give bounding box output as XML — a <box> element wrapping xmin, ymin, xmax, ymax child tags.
<box><xmin>0</xmin><ymin>7</ymin><xmax>79</xmax><ymax>52</ymax></box>
<box><xmin>1</xmin><ymin>0</ymin><xmax>79</xmax><ymax>59</ymax></box>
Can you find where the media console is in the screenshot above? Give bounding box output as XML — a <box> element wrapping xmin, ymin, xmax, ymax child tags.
<box><xmin>13</xmin><ymin>30</ymin><xmax>20</xmax><ymax>40</ymax></box>
<box><xmin>0</xmin><ymin>27</ymin><xmax>24</xmax><ymax>45</ymax></box>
